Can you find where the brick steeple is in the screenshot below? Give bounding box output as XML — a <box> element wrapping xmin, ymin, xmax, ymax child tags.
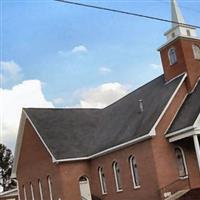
<box><xmin>158</xmin><ymin>0</ymin><xmax>200</xmax><ymax>91</ymax></box>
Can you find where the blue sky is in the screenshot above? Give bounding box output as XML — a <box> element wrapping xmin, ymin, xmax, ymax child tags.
<box><xmin>1</xmin><ymin>0</ymin><xmax>200</xmax><ymax>150</ymax></box>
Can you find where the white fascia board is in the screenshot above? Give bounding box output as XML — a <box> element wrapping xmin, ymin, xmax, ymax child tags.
<box><xmin>166</xmin><ymin>114</ymin><xmax>200</xmax><ymax>138</ymax></box>
<box><xmin>11</xmin><ymin>111</ymin><xmax>26</xmax><ymax>178</ymax></box>
<box><xmin>56</xmin><ymin>74</ymin><xmax>187</xmax><ymax>163</ymax></box>
<box><xmin>149</xmin><ymin>73</ymin><xmax>187</xmax><ymax>136</ymax></box>
<box><xmin>189</xmin><ymin>77</ymin><xmax>200</xmax><ymax>94</ymax></box>
<box><xmin>157</xmin><ymin>36</ymin><xmax>200</xmax><ymax>51</ymax></box>
<box><xmin>11</xmin><ymin>109</ymin><xmax>56</xmax><ymax>178</ymax></box>
<box><xmin>91</xmin><ymin>134</ymin><xmax>152</xmax><ymax>159</ymax></box>
<box><xmin>194</xmin><ymin>113</ymin><xmax>200</xmax><ymax>128</ymax></box>
<box><xmin>54</xmin><ymin>134</ymin><xmax>153</xmax><ymax>163</ymax></box>
<box><xmin>164</xmin><ymin>72</ymin><xmax>186</xmax><ymax>85</ymax></box>
<box><xmin>169</xmin><ymin>129</ymin><xmax>199</xmax><ymax>143</ymax></box>
<box><xmin>166</xmin><ymin>126</ymin><xmax>194</xmax><ymax>138</ymax></box>
<box><xmin>24</xmin><ymin>110</ymin><xmax>56</xmax><ymax>162</ymax></box>
<box><xmin>0</xmin><ymin>189</ymin><xmax>18</xmax><ymax>197</ymax></box>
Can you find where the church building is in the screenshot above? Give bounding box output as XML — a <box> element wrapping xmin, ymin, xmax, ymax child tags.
<box><xmin>12</xmin><ymin>0</ymin><xmax>200</xmax><ymax>199</ymax></box>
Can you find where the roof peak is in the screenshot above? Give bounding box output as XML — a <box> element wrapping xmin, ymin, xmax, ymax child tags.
<box><xmin>171</xmin><ymin>0</ymin><xmax>185</xmax><ymax>27</ymax></box>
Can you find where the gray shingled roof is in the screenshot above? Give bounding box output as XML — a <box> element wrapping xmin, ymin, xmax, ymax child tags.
<box><xmin>24</xmin><ymin>75</ymin><xmax>184</xmax><ymax>160</ymax></box>
<box><xmin>168</xmin><ymin>82</ymin><xmax>200</xmax><ymax>133</ymax></box>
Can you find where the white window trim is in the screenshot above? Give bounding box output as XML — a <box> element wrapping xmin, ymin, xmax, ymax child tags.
<box><xmin>168</xmin><ymin>47</ymin><xmax>177</xmax><ymax>65</ymax></box>
<box><xmin>98</xmin><ymin>167</ymin><xmax>107</xmax><ymax>195</ymax></box>
<box><xmin>30</xmin><ymin>183</ymin><xmax>35</xmax><ymax>200</ymax></box>
<box><xmin>112</xmin><ymin>162</ymin><xmax>123</xmax><ymax>192</ymax></box>
<box><xmin>175</xmin><ymin>146</ymin><xmax>188</xmax><ymax>179</ymax></box>
<box><xmin>23</xmin><ymin>185</ymin><xmax>27</xmax><ymax>200</ymax></box>
<box><xmin>129</xmin><ymin>156</ymin><xmax>141</xmax><ymax>189</ymax></box>
<box><xmin>48</xmin><ymin>176</ymin><xmax>53</xmax><ymax>200</ymax></box>
<box><xmin>38</xmin><ymin>180</ymin><xmax>44</xmax><ymax>200</ymax></box>
<box><xmin>192</xmin><ymin>44</ymin><xmax>200</xmax><ymax>60</ymax></box>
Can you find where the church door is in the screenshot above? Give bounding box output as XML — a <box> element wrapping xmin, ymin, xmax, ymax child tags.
<box><xmin>79</xmin><ymin>176</ymin><xmax>92</xmax><ymax>200</ymax></box>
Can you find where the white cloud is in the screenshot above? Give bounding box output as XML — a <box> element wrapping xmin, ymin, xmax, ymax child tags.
<box><xmin>0</xmin><ymin>80</ymin><xmax>54</xmax><ymax>150</ymax></box>
<box><xmin>71</xmin><ymin>45</ymin><xmax>88</xmax><ymax>54</ymax></box>
<box><xmin>58</xmin><ymin>50</ymin><xmax>68</xmax><ymax>57</ymax></box>
<box><xmin>0</xmin><ymin>74</ymin><xmax>4</xmax><ymax>82</ymax></box>
<box><xmin>99</xmin><ymin>66</ymin><xmax>112</xmax><ymax>74</ymax></box>
<box><xmin>150</xmin><ymin>63</ymin><xmax>162</xmax><ymax>70</ymax></box>
<box><xmin>58</xmin><ymin>45</ymin><xmax>88</xmax><ymax>57</ymax></box>
<box><xmin>75</xmin><ymin>82</ymin><xmax>130</xmax><ymax>108</ymax></box>
<box><xmin>1</xmin><ymin>61</ymin><xmax>21</xmax><ymax>75</ymax></box>
<box><xmin>0</xmin><ymin>60</ymin><xmax>23</xmax><ymax>84</ymax></box>
<box><xmin>53</xmin><ymin>97</ymin><xmax>64</xmax><ymax>105</ymax></box>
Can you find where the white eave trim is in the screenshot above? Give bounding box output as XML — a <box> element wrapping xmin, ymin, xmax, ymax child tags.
<box><xmin>24</xmin><ymin>110</ymin><xmax>56</xmax><ymax>162</ymax></box>
<box><xmin>11</xmin><ymin>112</ymin><xmax>26</xmax><ymax>178</ymax></box>
<box><xmin>168</xmin><ymin>128</ymin><xmax>200</xmax><ymax>143</ymax></box>
<box><xmin>0</xmin><ymin>189</ymin><xmax>18</xmax><ymax>197</ymax></box>
<box><xmin>55</xmin><ymin>134</ymin><xmax>153</xmax><ymax>163</ymax></box>
<box><xmin>11</xmin><ymin>109</ymin><xmax>56</xmax><ymax>178</ymax></box>
<box><xmin>12</xmin><ymin>73</ymin><xmax>188</xmax><ymax>166</ymax></box>
<box><xmin>194</xmin><ymin>113</ymin><xmax>200</xmax><ymax>127</ymax></box>
<box><xmin>166</xmin><ymin>125</ymin><xmax>200</xmax><ymax>143</ymax></box>
<box><xmin>166</xmin><ymin>126</ymin><xmax>194</xmax><ymax>138</ymax></box>
<box><xmin>149</xmin><ymin>73</ymin><xmax>187</xmax><ymax>136</ymax></box>
<box><xmin>157</xmin><ymin>36</ymin><xmax>200</xmax><ymax>51</ymax></box>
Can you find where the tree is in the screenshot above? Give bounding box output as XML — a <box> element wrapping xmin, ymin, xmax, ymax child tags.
<box><xmin>0</xmin><ymin>144</ymin><xmax>16</xmax><ymax>192</ymax></box>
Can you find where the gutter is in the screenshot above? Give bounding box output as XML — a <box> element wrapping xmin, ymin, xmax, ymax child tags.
<box><xmin>165</xmin><ymin>126</ymin><xmax>195</xmax><ymax>138</ymax></box>
<box><xmin>12</xmin><ymin>73</ymin><xmax>188</xmax><ymax>167</ymax></box>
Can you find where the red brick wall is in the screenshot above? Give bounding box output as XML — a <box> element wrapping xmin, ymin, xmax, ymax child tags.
<box><xmin>58</xmin><ymin>161</ymin><xmax>91</xmax><ymax>200</ymax></box>
<box><xmin>89</xmin><ymin>140</ymin><xmax>160</xmax><ymax>200</ymax></box>
<box><xmin>151</xmin><ymin>82</ymin><xmax>188</xmax><ymax>189</ymax></box>
<box><xmin>17</xmin><ymin>81</ymin><xmax>200</xmax><ymax>200</ymax></box>
<box><xmin>17</xmin><ymin>119</ymin><xmax>161</xmax><ymax>200</ymax></box>
<box><xmin>177</xmin><ymin>139</ymin><xmax>200</xmax><ymax>189</ymax></box>
<box><xmin>160</xmin><ymin>37</ymin><xmax>200</xmax><ymax>91</ymax></box>
<box><xmin>151</xmin><ymin>81</ymin><xmax>200</xmax><ymax>190</ymax></box>
<box><xmin>17</xmin><ymin>120</ymin><xmax>63</xmax><ymax>200</ymax></box>
<box><xmin>52</xmin><ymin>140</ymin><xmax>160</xmax><ymax>200</ymax></box>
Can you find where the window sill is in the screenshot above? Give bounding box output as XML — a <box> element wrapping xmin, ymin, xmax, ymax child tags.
<box><xmin>134</xmin><ymin>186</ymin><xmax>141</xmax><ymax>190</ymax></box>
<box><xmin>170</xmin><ymin>61</ymin><xmax>177</xmax><ymax>66</ymax></box>
<box><xmin>179</xmin><ymin>176</ymin><xmax>188</xmax><ymax>180</ymax></box>
<box><xmin>116</xmin><ymin>189</ymin><xmax>123</xmax><ymax>193</ymax></box>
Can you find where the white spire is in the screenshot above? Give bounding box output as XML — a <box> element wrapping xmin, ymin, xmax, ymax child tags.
<box><xmin>163</xmin><ymin>0</ymin><xmax>198</xmax><ymax>42</ymax></box>
<box><xmin>171</xmin><ymin>0</ymin><xmax>185</xmax><ymax>27</ymax></box>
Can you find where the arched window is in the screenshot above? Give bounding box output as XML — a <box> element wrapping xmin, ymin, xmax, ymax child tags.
<box><xmin>129</xmin><ymin>156</ymin><xmax>140</xmax><ymax>188</ymax></box>
<box><xmin>98</xmin><ymin>167</ymin><xmax>107</xmax><ymax>194</ymax></box>
<box><xmin>168</xmin><ymin>48</ymin><xmax>177</xmax><ymax>65</ymax></box>
<box><xmin>30</xmin><ymin>183</ymin><xmax>35</xmax><ymax>200</ymax></box>
<box><xmin>175</xmin><ymin>147</ymin><xmax>188</xmax><ymax>178</ymax></box>
<box><xmin>112</xmin><ymin>161</ymin><xmax>122</xmax><ymax>191</ymax></box>
<box><xmin>192</xmin><ymin>44</ymin><xmax>200</xmax><ymax>60</ymax></box>
<box><xmin>47</xmin><ymin>176</ymin><xmax>53</xmax><ymax>200</ymax></box>
<box><xmin>38</xmin><ymin>180</ymin><xmax>44</xmax><ymax>200</ymax></box>
<box><xmin>23</xmin><ymin>185</ymin><xmax>27</xmax><ymax>200</ymax></box>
